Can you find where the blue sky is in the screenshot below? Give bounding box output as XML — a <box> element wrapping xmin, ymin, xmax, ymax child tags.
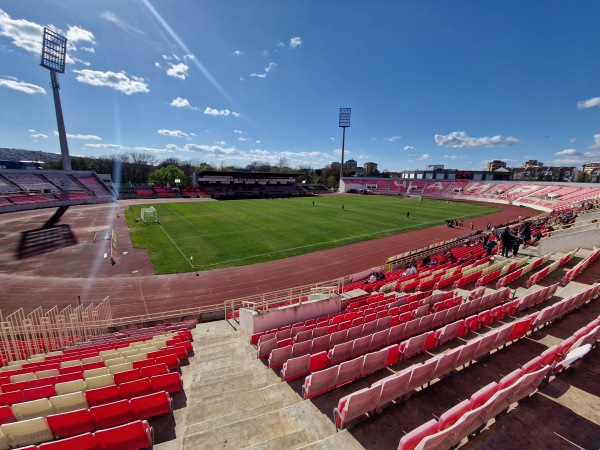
<box><xmin>1</xmin><ymin>1</ymin><xmax>599</xmax><ymax>172</ymax></box>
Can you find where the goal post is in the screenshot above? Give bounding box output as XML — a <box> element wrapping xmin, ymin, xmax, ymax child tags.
<box><xmin>141</xmin><ymin>206</ymin><xmax>158</xmax><ymax>224</ymax></box>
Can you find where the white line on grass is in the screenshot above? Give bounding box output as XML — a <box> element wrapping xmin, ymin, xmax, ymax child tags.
<box><xmin>167</xmin><ymin>208</ymin><xmax>193</xmax><ymax>225</ymax></box>
<box><xmin>158</xmin><ymin>224</ymin><xmax>195</xmax><ymax>269</ymax></box>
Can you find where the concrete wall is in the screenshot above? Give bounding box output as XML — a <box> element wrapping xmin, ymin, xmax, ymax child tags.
<box><xmin>537</xmin><ymin>228</ymin><xmax>600</xmax><ymax>255</ymax></box>
<box><xmin>239</xmin><ymin>295</ymin><xmax>342</xmax><ymax>335</ymax></box>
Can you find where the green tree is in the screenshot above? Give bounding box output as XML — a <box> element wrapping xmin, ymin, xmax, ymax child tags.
<box><xmin>148</xmin><ymin>165</ymin><xmax>185</xmax><ymax>186</ymax></box>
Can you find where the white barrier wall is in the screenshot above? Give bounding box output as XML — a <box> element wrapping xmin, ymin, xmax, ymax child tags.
<box><xmin>537</xmin><ymin>228</ymin><xmax>600</xmax><ymax>255</ymax></box>
<box><xmin>239</xmin><ymin>295</ymin><xmax>342</xmax><ymax>335</ymax></box>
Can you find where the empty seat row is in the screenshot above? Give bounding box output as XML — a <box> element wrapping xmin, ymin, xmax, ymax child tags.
<box><xmin>0</xmin><ymin>372</ymin><xmax>180</xmax><ymax>422</ymax></box>
<box><xmin>0</xmin><ymin>418</ymin><xmax>152</xmax><ymax>450</ymax></box>
<box><xmin>397</xmin><ymin>315</ymin><xmax>600</xmax><ymax>450</ymax></box>
<box><xmin>277</xmin><ymin>288</ymin><xmax>516</xmax><ymax>373</ymax></box>
<box><xmin>334</xmin><ymin>287</ymin><xmax>600</xmax><ymax>431</ymax></box>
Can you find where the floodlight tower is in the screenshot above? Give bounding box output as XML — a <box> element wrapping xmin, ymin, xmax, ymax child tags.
<box><xmin>338</xmin><ymin>108</ymin><xmax>351</xmax><ymax>187</ymax></box>
<box><xmin>40</xmin><ymin>27</ymin><xmax>71</xmax><ymax>170</ymax></box>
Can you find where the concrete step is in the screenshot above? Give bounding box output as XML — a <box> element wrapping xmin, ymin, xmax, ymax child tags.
<box><xmin>241</xmin><ymin>429</ymin><xmax>310</xmax><ymax>450</ymax></box>
<box><xmin>181</xmin><ymin>401</ymin><xmax>335</xmax><ymax>450</ymax></box>
<box><xmin>295</xmin><ymin>430</ymin><xmax>366</xmax><ymax>450</ymax></box>
<box><xmin>191</xmin><ymin>358</ymin><xmax>266</xmax><ymax>383</ymax></box>
<box><xmin>184</xmin><ymin>383</ymin><xmax>300</xmax><ymax>432</ymax></box>
<box><xmin>188</xmin><ymin>369</ymin><xmax>277</xmax><ymax>402</ymax></box>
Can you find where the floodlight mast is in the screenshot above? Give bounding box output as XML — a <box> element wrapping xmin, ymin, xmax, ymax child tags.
<box><xmin>40</xmin><ymin>27</ymin><xmax>71</xmax><ymax>170</ymax></box>
<box><xmin>339</xmin><ymin>108</ymin><xmax>351</xmax><ymax>188</ymax></box>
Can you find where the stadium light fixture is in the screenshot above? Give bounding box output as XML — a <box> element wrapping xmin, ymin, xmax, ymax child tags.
<box><xmin>338</xmin><ymin>108</ymin><xmax>351</xmax><ymax>186</ymax></box>
<box><xmin>40</xmin><ymin>27</ymin><xmax>71</xmax><ymax>170</ymax></box>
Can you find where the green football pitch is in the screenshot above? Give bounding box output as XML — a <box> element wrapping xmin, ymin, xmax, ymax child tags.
<box><xmin>124</xmin><ymin>196</ymin><xmax>500</xmax><ymax>274</ymax></box>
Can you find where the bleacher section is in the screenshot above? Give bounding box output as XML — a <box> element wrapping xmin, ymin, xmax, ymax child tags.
<box><xmin>0</xmin><ymin>170</ymin><xmax>114</xmax><ymax>213</ymax></box>
<box><xmin>341</xmin><ymin>178</ymin><xmax>600</xmax><ymax>212</ymax></box>
<box><xmin>0</xmin><ymin>319</ymin><xmax>195</xmax><ymax>449</ymax></box>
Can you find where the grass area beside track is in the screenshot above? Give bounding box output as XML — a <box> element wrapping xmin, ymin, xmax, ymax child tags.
<box><xmin>124</xmin><ymin>196</ymin><xmax>500</xmax><ymax>274</ymax></box>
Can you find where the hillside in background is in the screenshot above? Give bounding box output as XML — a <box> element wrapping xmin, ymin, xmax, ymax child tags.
<box><xmin>0</xmin><ymin>148</ymin><xmax>61</xmax><ymax>163</ymax></box>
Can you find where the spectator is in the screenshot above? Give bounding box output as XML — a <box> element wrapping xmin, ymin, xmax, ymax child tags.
<box><xmin>512</xmin><ymin>237</ymin><xmax>522</xmax><ymax>257</ymax></box>
<box><xmin>501</xmin><ymin>227</ymin><xmax>516</xmax><ymax>257</ymax></box>
<box><xmin>521</xmin><ymin>222</ymin><xmax>532</xmax><ymax>248</ymax></box>
<box><xmin>484</xmin><ymin>239</ymin><xmax>497</xmax><ymax>257</ymax></box>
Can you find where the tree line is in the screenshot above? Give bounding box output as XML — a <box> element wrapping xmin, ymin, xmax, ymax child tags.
<box><xmin>45</xmin><ymin>153</ymin><xmax>355</xmax><ymax>188</ymax></box>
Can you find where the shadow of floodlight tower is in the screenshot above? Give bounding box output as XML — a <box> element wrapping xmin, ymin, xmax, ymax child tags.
<box><xmin>339</xmin><ymin>108</ymin><xmax>351</xmax><ymax>192</ymax></box>
<box><xmin>40</xmin><ymin>27</ymin><xmax>71</xmax><ymax>171</ymax></box>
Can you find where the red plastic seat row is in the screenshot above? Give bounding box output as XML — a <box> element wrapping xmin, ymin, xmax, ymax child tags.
<box><xmin>85</xmin><ymin>373</ymin><xmax>182</xmax><ymax>407</ymax></box>
<box><xmin>37</xmin><ymin>419</ymin><xmax>152</xmax><ymax>450</ymax></box>
<box><xmin>46</xmin><ymin>392</ymin><xmax>171</xmax><ymax>438</ymax></box>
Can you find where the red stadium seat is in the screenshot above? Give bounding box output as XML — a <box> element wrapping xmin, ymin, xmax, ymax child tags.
<box><xmin>139</xmin><ymin>364</ymin><xmax>169</xmax><ymax>378</ymax></box>
<box><xmin>94</xmin><ymin>419</ymin><xmax>153</xmax><ymax>450</ymax></box>
<box><xmin>150</xmin><ymin>373</ymin><xmax>183</xmax><ymax>394</ymax></box>
<box><xmin>119</xmin><ymin>377</ymin><xmax>153</xmax><ymax>399</ymax></box>
<box><xmin>85</xmin><ymin>385</ymin><xmax>122</xmax><ymax>407</ymax></box>
<box><xmin>0</xmin><ymin>405</ymin><xmax>16</xmax><ymax>425</ymax></box>
<box><xmin>130</xmin><ymin>391</ymin><xmax>172</xmax><ymax>419</ymax></box>
<box><xmin>113</xmin><ymin>368</ymin><xmax>143</xmax><ymax>385</ymax></box>
<box><xmin>23</xmin><ymin>385</ymin><xmax>57</xmax><ymax>402</ymax></box>
<box><xmin>90</xmin><ymin>399</ymin><xmax>135</xmax><ymax>429</ymax></box>
<box><xmin>46</xmin><ymin>408</ymin><xmax>95</xmax><ymax>438</ymax></box>
<box><xmin>38</xmin><ymin>432</ymin><xmax>98</xmax><ymax>450</ymax></box>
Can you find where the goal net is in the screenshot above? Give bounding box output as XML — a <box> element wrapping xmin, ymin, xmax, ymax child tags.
<box><xmin>141</xmin><ymin>206</ymin><xmax>158</xmax><ymax>224</ymax></box>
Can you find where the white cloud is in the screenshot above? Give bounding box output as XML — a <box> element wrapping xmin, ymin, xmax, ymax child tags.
<box><xmin>251</xmin><ymin>62</ymin><xmax>276</xmax><ymax>78</ymax></box>
<box><xmin>416</xmin><ymin>154</ymin><xmax>431</xmax><ymax>160</ymax></box>
<box><xmin>277</xmin><ymin>42</ymin><xmax>285</xmax><ymax>48</ymax></box>
<box><xmin>0</xmin><ymin>9</ymin><xmax>44</xmax><ymax>54</ymax></box>
<box><xmin>158</xmin><ymin>129</ymin><xmax>189</xmax><ymax>138</ymax></box>
<box><xmin>28</xmin><ymin>129</ymin><xmax>36</xmax><ymax>132</ymax></box>
<box><xmin>403</xmin><ymin>145</ymin><xmax>415</xmax><ymax>151</ymax></box>
<box><xmin>384</xmin><ymin>135</ymin><xmax>401</xmax><ymax>142</ymax></box>
<box><xmin>166</xmin><ymin>62</ymin><xmax>189</xmax><ymax>80</ymax></box>
<box><xmin>30</xmin><ymin>133</ymin><xmax>47</xmax><ymax>138</ymax></box>
<box><xmin>84</xmin><ymin>143</ymin><xmax>122</xmax><ymax>149</ymax></box>
<box><xmin>577</xmin><ymin>97</ymin><xmax>600</xmax><ymax>109</ymax></box>
<box><xmin>554</xmin><ymin>148</ymin><xmax>579</xmax><ymax>156</ymax></box>
<box><xmin>170</xmin><ymin>97</ymin><xmax>197</xmax><ymax>110</ymax></box>
<box><xmin>289</xmin><ymin>36</ymin><xmax>302</xmax><ymax>48</ymax></box>
<box><xmin>80</xmin><ymin>46</ymin><xmax>95</xmax><ymax>53</ymax></box>
<box><xmin>234</xmin><ymin>129</ymin><xmax>245</xmax><ymax>134</ymax></box>
<box><xmin>53</xmin><ymin>131</ymin><xmax>101</xmax><ymax>140</ymax></box>
<box><xmin>204</xmin><ymin>107</ymin><xmax>240</xmax><ymax>117</ymax></box>
<box><xmin>231</xmin><ymin>50</ymin><xmax>242</xmax><ymax>56</ymax></box>
<box><xmin>99</xmin><ymin>11</ymin><xmax>144</xmax><ymax>34</ymax></box>
<box><xmin>591</xmin><ymin>134</ymin><xmax>600</xmax><ymax>149</ymax></box>
<box><xmin>570</xmin><ymin>138</ymin><xmax>577</xmax><ymax>144</ymax></box>
<box><xmin>443</xmin><ymin>154</ymin><xmax>466</xmax><ymax>160</ymax></box>
<box><xmin>0</xmin><ymin>78</ymin><xmax>45</xmax><ymax>94</ymax></box>
<box><xmin>329</xmin><ymin>137</ymin><xmax>335</xmax><ymax>141</ymax></box>
<box><xmin>73</xmin><ymin>69</ymin><xmax>149</xmax><ymax>95</ymax></box>
<box><xmin>434</xmin><ymin>131</ymin><xmax>519</xmax><ymax>148</ymax></box>
<box><xmin>132</xmin><ymin>146</ymin><xmax>174</xmax><ymax>154</ymax></box>
<box><xmin>214</xmin><ymin>141</ymin><xmax>226</xmax><ymax>145</ymax></box>
<box><xmin>238</xmin><ymin>137</ymin><xmax>248</xmax><ymax>141</ymax></box>
<box><xmin>65</xmin><ymin>25</ymin><xmax>95</xmax><ymax>45</ymax></box>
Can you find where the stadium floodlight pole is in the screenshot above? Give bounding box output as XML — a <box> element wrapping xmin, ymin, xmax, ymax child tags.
<box><xmin>339</xmin><ymin>108</ymin><xmax>351</xmax><ymax>188</ymax></box>
<box><xmin>40</xmin><ymin>27</ymin><xmax>71</xmax><ymax>171</ymax></box>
